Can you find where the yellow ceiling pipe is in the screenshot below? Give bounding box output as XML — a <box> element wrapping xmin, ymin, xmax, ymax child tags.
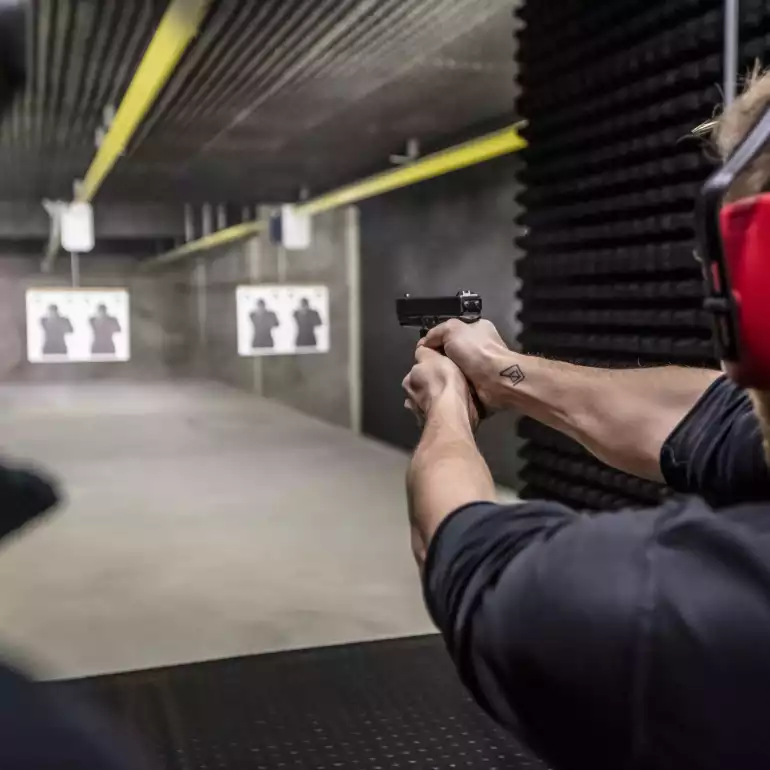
<box><xmin>148</xmin><ymin>220</ymin><xmax>264</xmax><ymax>267</ymax></box>
<box><xmin>145</xmin><ymin>122</ymin><xmax>527</xmax><ymax>269</ymax></box>
<box><xmin>77</xmin><ymin>0</ymin><xmax>213</xmax><ymax>203</ymax></box>
<box><xmin>297</xmin><ymin>123</ymin><xmax>527</xmax><ymax>216</ymax></box>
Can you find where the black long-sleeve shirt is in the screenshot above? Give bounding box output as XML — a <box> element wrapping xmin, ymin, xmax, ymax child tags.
<box><xmin>424</xmin><ymin>376</ymin><xmax>770</xmax><ymax>770</ymax></box>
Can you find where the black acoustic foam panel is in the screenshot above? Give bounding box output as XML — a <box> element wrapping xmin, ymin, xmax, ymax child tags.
<box><xmin>740</xmin><ymin>0</ymin><xmax>770</xmax><ymax>69</ymax></box>
<box><xmin>516</xmin><ymin>0</ymin><xmax>722</xmax><ymax>509</ymax></box>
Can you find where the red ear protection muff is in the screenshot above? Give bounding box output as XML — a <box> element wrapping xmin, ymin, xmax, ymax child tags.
<box><xmin>696</xmin><ymin>106</ymin><xmax>770</xmax><ymax>389</ymax></box>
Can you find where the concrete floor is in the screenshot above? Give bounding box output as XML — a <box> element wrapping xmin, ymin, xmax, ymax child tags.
<box><xmin>0</xmin><ymin>381</ymin><xmax>517</xmax><ymax>680</ymax></box>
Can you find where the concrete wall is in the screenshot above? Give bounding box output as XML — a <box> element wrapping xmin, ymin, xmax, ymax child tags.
<box><xmin>0</xmin><ymin>204</ymin><xmax>358</xmax><ymax>432</ymax></box>
<box><xmin>0</xmin><ymin>202</ymin><xmax>189</xmax><ymax>383</ymax></box>
<box><xmin>0</xmin><ymin>254</ymin><xmax>186</xmax><ymax>383</ymax></box>
<box><xmin>0</xmin><ymin>202</ymin><xmax>185</xmax><ymax>239</ymax></box>
<box><xmin>181</xmin><ymin>206</ymin><xmax>359</xmax><ymax>430</ymax></box>
<box><xmin>360</xmin><ymin>156</ymin><xmax>523</xmax><ymax>488</ymax></box>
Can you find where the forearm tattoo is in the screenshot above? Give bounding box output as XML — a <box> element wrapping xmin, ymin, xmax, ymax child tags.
<box><xmin>500</xmin><ymin>364</ymin><xmax>524</xmax><ymax>386</ymax></box>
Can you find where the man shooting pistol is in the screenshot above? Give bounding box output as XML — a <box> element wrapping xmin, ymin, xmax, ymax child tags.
<box><xmin>396</xmin><ymin>69</ymin><xmax>770</xmax><ymax>770</ymax></box>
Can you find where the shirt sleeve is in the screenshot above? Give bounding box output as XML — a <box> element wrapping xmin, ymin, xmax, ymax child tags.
<box><xmin>423</xmin><ymin>499</ymin><xmax>676</xmax><ymax>769</ymax></box>
<box><xmin>660</xmin><ymin>375</ymin><xmax>770</xmax><ymax>505</ymax></box>
<box><xmin>425</xmin><ymin>497</ymin><xmax>770</xmax><ymax>770</ymax></box>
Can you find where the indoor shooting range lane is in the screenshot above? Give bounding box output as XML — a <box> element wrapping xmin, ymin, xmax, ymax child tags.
<box><xmin>0</xmin><ymin>380</ymin><xmax>447</xmax><ymax>680</ymax></box>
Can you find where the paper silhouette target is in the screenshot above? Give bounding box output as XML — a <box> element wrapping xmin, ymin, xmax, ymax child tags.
<box><xmin>237</xmin><ymin>285</ymin><xmax>330</xmax><ymax>357</ymax></box>
<box><xmin>26</xmin><ymin>289</ymin><xmax>130</xmax><ymax>363</ymax></box>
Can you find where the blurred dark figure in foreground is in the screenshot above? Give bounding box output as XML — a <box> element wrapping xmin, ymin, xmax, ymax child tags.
<box><xmin>0</xmin><ymin>0</ymin><xmax>25</xmax><ymax>117</ymax></box>
<box><xmin>0</xmin><ymin>462</ymin><xmax>150</xmax><ymax>769</ymax></box>
<box><xmin>0</xmin><ymin>7</ymin><xmax>149</xmax><ymax>766</ymax></box>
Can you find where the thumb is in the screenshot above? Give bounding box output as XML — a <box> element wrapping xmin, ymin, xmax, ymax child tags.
<box><xmin>421</xmin><ymin>322</ymin><xmax>451</xmax><ymax>351</ymax></box>
<box><xmin>414</xmin><ymin>345</ymin><xmax>442</xmax><ymax>364</ymax></box>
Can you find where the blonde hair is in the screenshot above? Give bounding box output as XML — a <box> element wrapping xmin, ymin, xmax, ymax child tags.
<box><xmin>708</xmin><ymin>63</ymin><xmax>770</xmax><ymax>459</ymax></box>
<box><xmin>709</xmin><ymin>63</ymin><xmax>770</xmax><ymax>201</ymax></box>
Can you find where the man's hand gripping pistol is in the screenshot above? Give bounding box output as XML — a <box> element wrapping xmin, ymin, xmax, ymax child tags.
<box><xmin>396</xmin><ymin>290</ymin><xmax>487</xmax><ymax>420</ymax></box>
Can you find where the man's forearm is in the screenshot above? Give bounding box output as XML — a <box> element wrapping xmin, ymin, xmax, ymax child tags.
<box><xmin>485</xmin><ymin>354</ymin><xmax>721</xmax><ymax>482</ymax></box>
<box><xmin>407</xmin><ymin>392</ymin><xmax>496</xmax><ymax>566</ymax></box>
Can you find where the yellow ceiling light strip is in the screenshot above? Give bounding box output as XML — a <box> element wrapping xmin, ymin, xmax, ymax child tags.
<box><xmin>146</xmin><ymin>122</ymin><xmax>527</xmax><ymax>268</ymax></box>
<box><xmin>78</xmin><ymin>0</ymin><xmax>213</xmax><ymax>202</ymax></box>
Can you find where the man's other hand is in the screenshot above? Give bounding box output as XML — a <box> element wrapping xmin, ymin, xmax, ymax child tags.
<box><xmin>402</xmin><ymin>346</ymin><xmax>479</xmax><ymax>430</ymax></box>
<box><xmin>421</xmin><ymin>319</ymin><xmax>513</xmax><ymax>410</ymax></box>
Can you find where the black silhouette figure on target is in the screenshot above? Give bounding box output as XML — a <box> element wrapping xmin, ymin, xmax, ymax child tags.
<box><xmin>40</xmin><ymin>304</ymin><xmax>73</xmax><ymax>356</ymax></box>
<box><xmin>294</xmin><ymin>297</ymin><xmax>322</xmax><ymax>348</ymax></box>
<box><xmin>250</xmin><ymin>298</ymin><xmax>280</xmax><ymax>349</ymax></box>
<box><xmin>89</xmin><ymin>304</ymin><xmax>121</xmax><ymax>355</ymax></box>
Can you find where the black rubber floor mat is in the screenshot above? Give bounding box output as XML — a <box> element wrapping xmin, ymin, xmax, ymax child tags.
<box><xmin>56</xmin><ymin>635</ymin><xmax>545</xmax><ymax>770</ymax></box>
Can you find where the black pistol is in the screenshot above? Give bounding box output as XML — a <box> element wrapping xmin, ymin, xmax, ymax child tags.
<box><xmin>396</xmin><ymin>290</ymin><xmax>487</xmax><ymax>419</ymax></box>
<box><xmin>396</xmin><ymin>290</ymin><xmax>482</xmax><ymax>338</ymax></box>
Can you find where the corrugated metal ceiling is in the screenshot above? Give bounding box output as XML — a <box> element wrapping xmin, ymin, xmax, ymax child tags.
<box><xmin>0</xmin><ymin>0</ymin><xmax>514</xmax><ymax>203</ymax></box>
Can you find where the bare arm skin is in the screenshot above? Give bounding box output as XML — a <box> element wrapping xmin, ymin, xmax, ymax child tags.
<box><xmin>403</xmin><ymin>348</ymin><xmax>493</xmax><ymax>567</ymax></box>
<box><xmin>487</xmin><ymin>355</ymin><xmax>719</xmax><ymax>481</ymax></box>
<box><xmin>422</xmin><ymin>321</ymin><xmax>721</xmax><ymax>482</ymax></box>
<box><xmin>407</xmin><ymin>392</ymin><xmax>495</xmax><ymax>565</ymax></box>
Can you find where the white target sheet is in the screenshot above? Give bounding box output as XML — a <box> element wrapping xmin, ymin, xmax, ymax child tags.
<box><xmin>237</xmin><ymin>285</ymin><xmax>330</xmax><ymax>357</ymax></box>
<box><xmin>26</xmin><ymin>288</ymin><xmax>131</xmax><ymax>363</ymax></box>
